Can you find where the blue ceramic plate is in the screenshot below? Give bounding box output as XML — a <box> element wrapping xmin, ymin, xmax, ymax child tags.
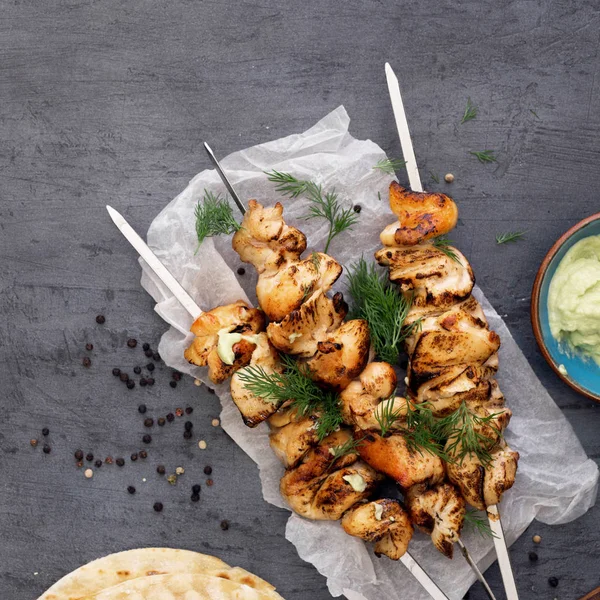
<box><xmin>531</xmin><ymin>213</ymin><xmax>600</xmax><ymax>402</ymax></box>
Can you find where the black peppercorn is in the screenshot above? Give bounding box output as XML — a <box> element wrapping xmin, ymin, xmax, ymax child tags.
<box><xmin>183</xmin><ymin>430</ymin><xmax>192</xmax><ymax>440</ymax></box>
<box><xmin>139</xmin><ymin>450</ymin><xmax>148</xmax><ymax>459</ymax></box>
<box><xmin>131</xmin><ymin>452</ymin><xmax>138</xmax><ymax>461</ymax></box>
<box><xmin>144</xmin><ymin>418</ymin><xmax>154</xmax><ymax>428</ymax></box>
<box><xmin>144</xmin><ymin>349</ymin><xmax>153</xmax><ymax>358</ymax></box>
<box><xmin>185</xmin><ymin>406</ymin><xmax>193</xmax><ymax>415</ymax></box>
<box><xmin>170</xmin><ymin>381</ymin><xmax>177</xmax><ymax>389</ymax></box>
<box><xmin>142</xmin><ymin>434</ymin><xmax>152</xmax><ymax>444</ymax></box>
<box><xmin>153</xmin><ymin>352</ymin><xmax>161</xmax><ymax>361</ymax></box>
<box><xmin>220</xmin><ymin>520</ymin><xmax>229</xmax><ymax>530</ymax></box>
<box><xmin>146</xmin><ymin>363</ymin><xmax>155</xmax><ymax>372</ymax></box>
<box><xmin>133</xmin><ymin>366</ymin><xmax>142</xmax><ymax>375</ymax></box>
<box><xmin>528</xmin><ymin>551</ymin><xmax>538</xmax><ymax>562</ymax></box>
<box><xmin>140</xmin><ymin>378</ymin><xmax>147</xmax><ymax>387</ymax></box>
<box><xmin>166</xmin><ymin>413</ymin><xmax>174</xmax><ymax>422</ymax></box>
<box><xmin>43</xmin><ymin>444</ymin><xmax>51</xmax><ymax>454</ymax></box>
<box><xmin>116</xmin><ymin>458</ymin><xmax>125</xmax><ymax>467</ymax></box>
<box><xmin>157</xmin><ymin>417</ymin><xmax>165</xmax><ymax>426</ymax></box>
<box><xmin>184</xmin><ymin>421</ymin><xmax>193</xmax><ymax>431</ymax></box>
<box><xmin>82</xmin><ymin>357</ymin><xmax>91</xmax><ymax>367</ymax></box>
<box><xmin>112</xmin><ymin>368</ymin><xmax>121</xmax><ymax>377</ymax></box>
<box><xmin>126</xmin><ymin>380</ymin><xmax>135</xmax><ymax>389</ymax></box>
<box><xmin>96</xmin><ymin>315</ymin><xmax>105</xmax><ymax>324</ymax></box>
<box><xmin>237</xmin><ymin>267</ymin><xmax>245</xmax><ymax>275</ymax></box>
<box><xmin>74</xmin><ymin>449</ymin><xmax>84</xmax><ymax>460</ymax></box>
<box><xmin>127</xmin><ymin>486</ymin><xmax>136</xmax><ymax>494</ymax></box>
<box><xmin>192</xmin><ymin>484</ymin><xmax>201</xmax><ymax>494</ymax></box>
<box><xmin>138</xmin><ymin>404</ymin><xmax>147</xmax><ymax>414</ymax></box>
<box><xmin>142</xmin><ymin>343</ymin><xmax>150</xmax><ymax>351</ymax></box>
<box><xmin>95</xmin><ymin>459</ymin><xmax>102</xmax><ymax>468</ymax></box>
<box><xmin>172</xmin><ymin>371</ymin><xmax>182</xmax><ymax>381</ymax></box>
<box><xmin>42</xmin><ymin>427</ymin><xmax>49</xmax><ymax>436</ymax></box>
<box><xmin>157</xmin><ymin>465</ymin><xmax>166</xmax><ymax>475</ymax></box>
<box><xmin>86</xmin><ymin>453</ymin><xmax>94</xmax><ymax>462</ymax></box>
<box><xmin>204</xmin><ymin>466</ymin><xmax>212</xmax><ymax>475</ymax></box>
<box><xmin>153</xmin><ymin>502</ymin><xmax>163</xmax><ymax>512</ymax></box>
<box><xmin>119</xmin><ymin>372</ymin><xmax>129</xmax><ymax>382</ymax></box>
<box><xmin>147</xmin><ymin>377</ymin><xmax>155</xmax><ymax>386</ymax></box>
<box><xmin>353</xmin><ymin>204</ymin><xmax>361</xmax><ymax>213</ymax></box>
<box><xmin>85</xmin><ymin>343</ymin><xmax>94</xmax><ymax>351</ymax></box>
<box><xmin>548</xmin><ymin>577</ymin><xmax>559</xmax><ymax>588</ymax></box>
<box><xmin>127</xmin><ymin>338</ymin><xmax>137</xmax><ymax>348</ymax></box>
<box><xmin>191</xmin><ymin>494</ymin><xmax>200</xmax><ymax>502</ymax></box>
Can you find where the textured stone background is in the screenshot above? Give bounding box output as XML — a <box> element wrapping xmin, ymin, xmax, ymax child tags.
<box><xmin>1</xmin><ymin>1</ymin><xmax>599</xmax><ymax>599</ymax></box>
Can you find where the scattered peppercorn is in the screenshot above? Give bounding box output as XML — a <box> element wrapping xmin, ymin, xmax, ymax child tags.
<box><xmin>142</xmin><ymin>434</ymin><xmax>152</xmax><ymax>444</ymax></box>
<box><xmin>533</xmin><ymin>534</ymin><xmax>541</xmax><ymax>543</ymax></box>
<box><xmin>353</xmin><ymin>204</ymin><xmax>361</xmax><ymax>213</ymax></box>
<box><xmin>157</xmin><ymin>465</ymin><xmax>166</xmax><ymax>475</ymax></box>
<box><xmin>528</xmin><ymin>551</ymin><xmax>538</xmax><ymax>562</ymax></box>
<box><xmin>85</xmin><ymin>343</ymin><xmax>94</xmax><ymax>351</ymax></box>
<box><xmin>74</xmin><ymin>449</ymin><xmax>84</xmax><ymax>460</ymax></box>
<box><xmin>444</xmin><ymin>173</ymin><xmax>455</xmax><ymax>183</ymax></box>
<box><xmin>194</xmin><ymin>379</ymin><xmax>201</xmax><ymax>386</ymax></box>
<box><xmin>116</xmin><ymin>458</ymin><xmax>125</xmax><ymax>467</ymax></box>
<box><xmin>185</xmin><ymin>406</ymin><xmax>193</xmax><ymax>415</ymax></box>
<box><xmin>153</xmin><ymin>502</ymin><xmax>163</xmax><ymax>512</ymax></box>
<box><xmin>204</xmin><ymin>466</ymin><xmax>212</xmax><ymax>475</ymax></box>
<box><xmin>139</xmin><ymin>450</ymin><xmax>148</xmax><ymax>459</ymax></box>
<box><xmin>191</xmin><ymin>494</ymin><xmax>200</xmax><ymax>502</ymax></box>
<box><xmin>146</xmin><ymin>363</ymin><xmax>155</xmax><ymax>372</ymax></box>
<box><xmin>183</xmin><ymin>430</ymin><xmax>192</xmax><ymax>440</ymax></box>
<box><xmin>147</xmin><ymin>378</ymin><xmax>155</xmax><ymax>386</ymax></box>
<box><xmin>43</xmin><ymin>445</ymin><xmax>51</xmax><ymax>454</ymax></box>
<box><xmin>175</xmin><ymin>466</ymin><xmax>185</xmax><ymax>475</ymax></box>
<box><xmin>112</xmin><ymin>368</ymin><xmax>121</xmax><ymax>377</ymax></box>
<box><xmin>237</xmin><ymin>267</ymin><xmax>245</xmax><ymax>276</ymax></box>
<box><xmin>119</xmin><ymin>372</ymin><xmax>129</xmax><ymax>382</ymax></box>
<box><xmin>172</xmin><ymin>371</ymin><xmax>182</xmax><ymax>381</ymax></box>
<box><xmin>42</xmin><ymin>427</ymin><xmax>49</xmax><ymax>436</ymax></box>
<box><xmin>131</xmin><ymin>453</ymin><xmax>138</xmax><ymax>461</ymax></box>
<box><xmin>30</xmin><ymin>439</ymin><xmax>38</xmax><ymax>448</ymax></box>
<box><xmin>95</xmin><ymin>459</ymin><xmax>102</xmax><ymax>468</ymax></box>
<box><xmin>96</xmin><ymin>315</ymin><xmax>105</xmax><ymax>324</ymax></box>
<box><xmin>220</xmin><ymin>520</ymin><xmax>229</xmax><ymax>530</ymax></box>
<box><xmin>192</xmin><ymin>484</ymin><xmax>201</xmax><ymax>494</ymax></box>
<box><xmin>127</xmin><ymin>338</ymin><xmax>137</xmax><ymax>348</ymax></box>
<box><xmin>144</xmin><ymin>418</ymin><xmax>154</xmax><ymax>428</ymax></box>
<box><xmin>82</xmin><ymin>357</ymin><xmax>91</xmax><ymax>368</ymax></box>
<box><xmin>86</xmin><ymin>453</ymin><xmax>94</xmax><ymax>462</ymax></box>
<box><xmin>84</xmin><ymin>468</ymin><xmax>93</xmax><ymax>478</ymax></box>
<box><xmin>206</xmin><ymin>479</ymin><xmax>213</xmax><ymax>486</ymax></box>
<box><xmin>170</xmin><ymin>381</ymin><xmax>177</xmax><ymax>389</ymax></box>
<box><xmin>166</xmin><ymin>413</ymin><xmax>175</xmax><ymax>422</ymax></box>
<box><xmin>175</xmin><ymin>408</ymin><xmax>184</xmax><ymax>417</ymax></box>
<box><xmin>144</xmin><ymin>349</ymin><xmax>153</xmax><ymax>358</ymax></box>
<box><xmin>157</xmin><ymin>417</ymin><xmax>165</xmax><ymax>426</ymax></box>
<box><xmin>133</xmin><ymin>366</ymin><xmax>142</xmax><ymax>375</ymax></box>
<box><xmin>76</xmin><ymin>461</ymin><xmax>83</xmax><ymax>468</ymax></box>
<box><xmin>127</xmin><ymin>486</ymin><xmax>136</xmax><ymax>494</ymax></box>
<box><xmin>142</xmin><ymin>343</ymin><xmax>150</xmax><ymax>351</ymax></box>
<box><xmin>207</xmin><ymin>388</ymin><xmax>215</xmax><ymax>395</ymax></box>
<box><xmin>198</xmin><ymin>440</ymin><xmax>207</xmax><ymax>450</ymax></box>
<box><xmin>548</xmin><ymin>577</ymin><xmax>559</xmax><ymax>588</ymax></box>
<box><xmin>140</xmin><ymin>378</ymin><xmax>148</xmax><ymax>387</ymax></box>
<box><xmin>211</xmin><ymin>418</ymin><xmax>220</xmax><ymax>427</ymax></box>
<box><xmin>127</xmin><ymin>380</ymin><xmax>135</xmax><ymax>389</ymax></box>
<box><xmin>153</xmin><ymin>353</ymin><xmax>161</xmax><ymax>362</ymax></box>
<box><xmin>167</xmin><ymin>475</ymin><xmax>177</xmax><ymax>485</ymax></box>
<box><xmin>138</xmin><ymin>404</ymin><xmax>147</xmax><ymax>414</ymax></box>
<box><xmin>184</xmin><ymin>421</ymin><xmax>193</xmax><ymax>431</ymax></box>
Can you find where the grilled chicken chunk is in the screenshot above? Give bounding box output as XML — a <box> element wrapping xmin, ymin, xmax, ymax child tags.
<box><xmin>267</xmin><ymin>291</ymin><xmax>348</xmax><ymax>357</ymax></box>
<box><xmin>380</xmin><ymin>182</ymin><xmax>459</xmax><ymax>247</ymax></box>
<box><xmin>230</xmin><ymin>334</ymin><xmax>283</xmax><ymax>427</ymax></box>
<box><xmin>375</xmin><ymin>244</ymin><xmax>474</xmax><ymax>310</ymax></box>
<box><xmin>304</xmin><ymin>319</ymin><xmax>371</xmax><ymax>390</ymax></box>
<box><xmin>280</xmin><ymin>430</ymin><xmax>382</xmax><ymax>520</ymax></box>
<box><xmin>357</xmin><ymin>431</ymin><xmax>444</xmax><ymax>489</ymax></box>
<box><xmin>405</xmin><ymin>483</ymin><xmax>465</xmax><ymax>559</ymax></box>
<box><xmin>184</xmin><ymin>301</ymin><xmax>265</xmax><ymax>384</ymax></box>
<box><xmin>446</xmin><ymin>440</ymin><xmax>519</xmax><ymax>510</ymax></box>
<box><xmin>342</xmin><ymin>499</ymin><xmax>413</xmax><ymax>560</ymax></box>
<box><xmin>269</xmin><ymin>409</ymin><xmax>320</xmax><ymax>468</ymax></box>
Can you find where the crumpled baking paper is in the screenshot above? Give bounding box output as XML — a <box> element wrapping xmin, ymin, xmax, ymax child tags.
<box><xmin>139</xmin><ymin>106</ymin><xmax>599</xmax><ymax>600</ymax></box>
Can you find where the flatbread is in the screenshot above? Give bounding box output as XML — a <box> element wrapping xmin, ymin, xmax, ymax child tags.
<box><xmin>39</xmin><ymin>548</ymin><xmax>277</xmax><ymax>600</ymax></box>
<box><xmin>83</xmin><ymin>573</ymin><xmax>284</xmax><ymax>600</ymax></box>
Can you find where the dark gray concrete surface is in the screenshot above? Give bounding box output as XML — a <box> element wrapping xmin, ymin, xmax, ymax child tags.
<box><xmin>1</xmin><ymin>1</ymin><xmax>599</xmax><ymax>599</ymax></box>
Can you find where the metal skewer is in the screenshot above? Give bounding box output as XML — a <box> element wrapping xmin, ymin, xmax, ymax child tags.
<box><xmin>384</xmin><ymin>61</ymin><xmax>511</xmax><ymax>600</ymax></box>
<box><xmin>203</xmin><ymin>142</ymin><xmax>246</xmax><ymax>215</ymax></box>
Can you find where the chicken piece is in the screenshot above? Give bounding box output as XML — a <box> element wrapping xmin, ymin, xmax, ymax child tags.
<box><xmin>341</xmin><ymin>499</ymin><xmax>413</xmax><ymax>560</ymax></box>
<box><xmin>340</xmin><ymin>362</ymin><xmax>404</xmax><ymax>430</ymax></box>
<box><xmin>304</xmin><ymin>319</ymin><xmax>371</xmax><ymax>391</ymax></box>
<box><xmin>405</xmin><ymin>483</ymin><xmax>465</xmax><ymax>559</ymax></box>
<box><xmin>380</xmin><ymin>183</ymin><xmax>459</xmax><ymax>247</ymax></box>
<box><xmin>184</xmin><ymin>301</ymin><xmax>266</xmax><ymax>384</ymax></box>
<box><xmin>232</xmin><ymin>200</ymin><xmax>306</xmax><ymax>273</ymax></box>
<box><xmin>257</xmin><ymin>252</ymin><xmax>342</xmax><ymax>322</ymax></box>
<box><xmin>269</xmin><ymin>410</ymin><xmax>320</xmax><ymax>468</ymax></box>
<box><xmin>446</xmin><ymin>440</ymin><xmax>519</xmax><ymax>510</ymax></box>
<box><xmin>374</xmin><ymin>244</ymin><xmax>474</xmax><ymax>310</ymax></box>
<box><xmin>267</xmin><ymin>291</ymin><xmax>348</xmax><ymax>357</ymax></box>
<box><xmin>230</xmin><ymin>334</ymin><xmax>283</xmax><ymax>427</ymax></box>
<box><xmin>280</xmin><ymin>430</ymin><xmax>382</xmax><ymax>520</ymax></box>
<box><xmin>357</xmin><ymin>431</ymin><xmax>444</xmax><ymax>489</ymax></box>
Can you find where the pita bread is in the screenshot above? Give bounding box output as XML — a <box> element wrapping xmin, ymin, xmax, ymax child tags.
<box><xmin>39</xmin><ymin>548</ymin><xmax>277</xmax><ymax>600</ymax></box>
<box><xmin>83</xmin><ymin>573</ymin><xmax>284</xmax><ymax>600</ymax></box>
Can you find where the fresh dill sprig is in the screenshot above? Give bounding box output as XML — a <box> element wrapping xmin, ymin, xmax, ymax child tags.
<box><xmin>347</xmin><ymin>258</ymin><xmax>416</xmax><ymax>364</ymax></box>
<box><xmin>435</xmin><ymin>401</ymin><xmax>501</xmax><ymax>467</ymax></box>
<box><xmin>311</xmin><ymin>251</ymin><xmax>321</xmax><ymax>270</ymax></box>
<box><xmin>377</xmin><ymin>191</ymin><xmax>382</xmax><ymax>202</ymax></box>
<box><xmin>429</xmin><ymin>171</ymin><xmax>440</xmax><ymax>183</ymax></box>
<box><xmin>463</xmin><ymin>510</ymin><xmax>498</xmax><ymax>539</ymax></box>
<box><xmin>265</xmin><ymin>171</ymin><xmax>358</xmax><ymax>253</ymax></box>
<box><xmin>235</xmin><ymin>355</ymin><xmax>342</xmax><ymax>441</ymax></box>
<box><xmin>496</xmin><ymin>231</ymin><xmax>525</xmax><ymax>245</ymax></box>
<box><xmin>375</xmin><ymin>396</ymin><xmax>403</xmax><ymax>437</ymax></box>
<box><xmin>461</xmin><ymin>98</ymin><xmax>478</xmax><ymax>124</ymax></box>
<box><xmin>431</xmin><ymin>236</ymin><xmax>461</xmax><ymax>264</ymax></box>
<box><xmin>328</xmin><ymin>436</ymin><xmax>363</xmax><ymax>462</ymax></box>
<box><xmin>469</xmin><ymin>150</ymin><xmax>497</xmax><ymax>164</ymax></box>
<box><xmin>373</xmin><ymin>157</ymin><xmax>407</xmax><ymax>175</ymax></box>
<box><xmin>194</xmin><ymin>190</ymin><xmax>240</xmax><ymax>248</ymax></box>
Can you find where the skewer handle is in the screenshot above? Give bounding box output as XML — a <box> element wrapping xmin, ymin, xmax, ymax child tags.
<box><xmin>487</xmin><ymin>504</ymin><xmax>519</xmax><ymax>599</ymax></box>
<box><xmin>400</xmin><ymin>553</ymin><xmax>449</xmax><ymax>600</ymax></box>
<box><xmin>456</xmin><ymin>539</ymin><xmax>498</xmax><ymax>600</ymax></box>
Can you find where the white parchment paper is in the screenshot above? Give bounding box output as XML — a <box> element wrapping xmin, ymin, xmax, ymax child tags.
<box><xmin>139</xmin><ymin>106</ymin><xmax>599</xmax><ymax>600</ymax></box>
